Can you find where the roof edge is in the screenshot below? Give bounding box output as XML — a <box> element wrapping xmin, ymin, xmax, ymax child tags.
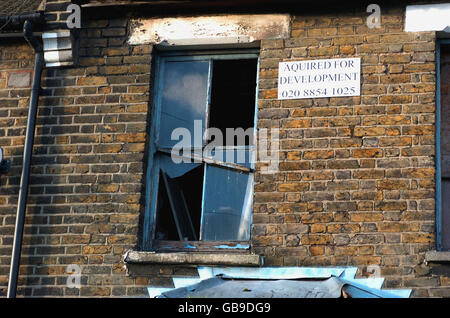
<box><xmin>0</xmin><ymin>12</ymin><xmax>45</xmax><ymax>32</ymax></box>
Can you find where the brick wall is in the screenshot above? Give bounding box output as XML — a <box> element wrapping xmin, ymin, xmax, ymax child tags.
<box><xmin>44</xmin><ymin>0</ymin><xmax>73</xmax><ymax>30</ymax></box>
<box><xmin>0</xmin><ymin>2</ymin><xmax>449</xmax><ymax>298</ymax></box>
<box><xmin>253</xmin><ymin>7</ymin><xmax>448</xmax><ymax>297</ymax></box>
<box><xmin>0</xmin><ymin>10</ymin><xmax>154</xmax><ymax>296</ymax></box>
<box><xmin>27</xmin><ymin>16</ymin><xmax>152</xmax><ymax>296</ymax></box>
<box><xmin>0</xmin><ymin>39</ymin><xmax>36</xmax><ymax>296</ymax></box>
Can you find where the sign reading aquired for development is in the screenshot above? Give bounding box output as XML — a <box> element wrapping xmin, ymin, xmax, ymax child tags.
<box><xmin>278</xmin><ymin>57</ymin><xmax>361</xmax><ymax>100</ymax></box>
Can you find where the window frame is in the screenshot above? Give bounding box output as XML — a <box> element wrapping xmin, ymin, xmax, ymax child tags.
<box><xmin>142</xmin><ymin>48</ymin><xmax>260</xmax><ymax>252</ymax></box>
<box><xmin>437</xmin><ymin>39</ymin><xmax>449</xmax><ymax>251</ymax></box>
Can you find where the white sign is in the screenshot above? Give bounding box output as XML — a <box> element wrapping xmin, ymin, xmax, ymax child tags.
<box><xmin>278</xmin><ymin>57</ymin><xmax>360</xmax><ymax>100</ymax></box>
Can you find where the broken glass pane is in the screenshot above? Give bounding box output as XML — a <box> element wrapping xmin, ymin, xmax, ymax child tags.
<box><xmin>201</xmin><ymin>165</ymin><xmax>253</xmax><ymax>241</ymax></box>
<box><xmin>155</xmin><ymin>158</ymin><xmax>204</xmax><ymax>240</ymax></box>
<box><xmin>158</xmin><ymin>60</ymin><xmax>210</xmax><ymax>149</ymax></box>
<box><xmin>158</xmin><ymin>152</ymin><xmax>201</xmax><ymax>178</ymax></box>
<box><xmin>161</xmin><ymin>171</ymin><xmax>197</xmax><ymax>241</ymax></box>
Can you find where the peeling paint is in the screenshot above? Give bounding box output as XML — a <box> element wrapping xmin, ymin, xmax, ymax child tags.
<box><xmin>213</xmin><ymin>244</ymin><xmax>249</xmax><ymax>249</ymax></box>
<box><xmin>128</xmin><ymin>14</ymin><xmax>290</xmax><ymax>45</ymax></box>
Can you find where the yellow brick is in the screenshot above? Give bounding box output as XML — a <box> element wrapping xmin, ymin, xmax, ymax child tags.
<box><xmin>282</xmin><ymin>119</ymin><xmax>312</xmax><ymax>128</ymax></box>
<box><xmin>82</xmin><ymin>245</ymin><xmax>112</xmax><ymax>255</ymax></box>
<box><xmin>303</xmin><ymin>150</ymin><xmax>334</xmax><ymax>160</ymax></box>
<box><xmin>401</xmin><ymin>233</ymin><xmax>434</xmax><ymax>243</ymax></box>
<box><xmin>301</xmin><ymin>234</ymin><xmax>333</xmax><ymax>245</ymax></box>
<box><xmin>352</xmin><ymin>148</ymin><xmax>383</xmax><ymax>158</ymax></box>
<box><xmin>309</xmin><ymin>246</ymin><xmax>325</xmax><ymax>256</ymax></box>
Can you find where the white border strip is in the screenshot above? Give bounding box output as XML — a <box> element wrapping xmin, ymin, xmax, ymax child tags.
<box><xmin>405</xmin><ymin>3</ymin><xmax>450</xmax><ymax>32</ymax></box>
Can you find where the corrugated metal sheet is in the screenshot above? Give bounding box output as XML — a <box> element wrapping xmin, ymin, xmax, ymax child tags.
<box><xmin>160</xmin><ymin>276</ymin><xmax>345</xmax><ymax>298</ymax></box>
<box><xmin>148</xmin><ymin>266</ymin><xmax>412</xmax><ymax>298</ymax></box>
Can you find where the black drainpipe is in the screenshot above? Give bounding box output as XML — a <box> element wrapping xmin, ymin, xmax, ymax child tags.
<box><xmin>7</xmin><ymin>20</ymin><xmax>44</xmax><ymax>298</ymax></box>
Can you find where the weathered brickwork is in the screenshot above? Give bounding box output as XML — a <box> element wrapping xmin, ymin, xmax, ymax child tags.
<box><xmin>43</xmin><ymin>0</ymin><xmax>73</xmax><ymax>30</ymax></box>
<box><xmin>0</xmin><ymin>12</ymin><xmax>153</xmax><ymax>296</ymax></box>
<box><xmin>253</xmin><ymin>7</ymin><xmax>447</xmax><ymax>297</ymax></box>
<box><xmin>0</xmin><ymin>2</ymin><xmax>449</xmax><ymax>298</ymax></box>
<box><xmin>0</xmin><ymin>39</ymin><xmax>36</xmax><ymax>295</ymax></box>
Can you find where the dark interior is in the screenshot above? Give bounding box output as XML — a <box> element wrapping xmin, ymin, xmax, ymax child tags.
<box><xmin>155</xmin><ymin>165</ymin><xmax>204</xmax><ymax>241</ymax></box>
<box><xmin>208</xmin><ymin>59</ymin><xmax>258</xmax><ymax>146</ymax></box>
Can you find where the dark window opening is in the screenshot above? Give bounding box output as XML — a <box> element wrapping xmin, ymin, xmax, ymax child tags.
<box><xmin>155</xmin><ymin>164</ymin><xmax>204</xmax><ymax>241</ymax></box>
<box><xmin>440</xmin><ymin>44</ymin><xmax>450</xmax><ymax>250</ymax></box>
<box><xmin>208</xmin><ymin>59</ymin><xmax>258</xmax><ymax>146</ymax></box>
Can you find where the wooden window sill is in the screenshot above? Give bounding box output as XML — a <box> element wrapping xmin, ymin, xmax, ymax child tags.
<box><xmin>150</xmin><ymin>240</ymin><xmax>251</xmax><ymax>253</ymax></box>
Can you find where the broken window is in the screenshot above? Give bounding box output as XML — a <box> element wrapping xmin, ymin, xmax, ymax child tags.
<box><xmin>145</xmin><ymin>51</ymin><xmax>259</xmax><ymax>250</ymax></box>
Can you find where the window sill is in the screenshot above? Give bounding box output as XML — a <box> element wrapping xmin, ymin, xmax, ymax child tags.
<box><xmin>124</xmin><ymin>250</ymin><xmax>263</xmax><ymax>267</ymax></box>
<box><xmin>425</xmin><ymin>250</ymin><xmax>450</xmax><ymax>262</ymax></box>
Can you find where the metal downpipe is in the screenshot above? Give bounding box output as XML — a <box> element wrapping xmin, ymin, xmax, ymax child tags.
<box><xmin>7</xmin><ymin>20</ymin><xmax>43</xmax><ymax>298</ymax></box>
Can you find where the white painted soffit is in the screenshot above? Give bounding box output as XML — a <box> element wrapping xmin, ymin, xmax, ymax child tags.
<box><xmin>405</xmin><ymin>3</ymin><xmax>450</xmax><ymax>32</ymax></box>
<box><xmin>128</xmin><ymin>14</ymin><xmax>290</xmax><ymax>45</ymax></box>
